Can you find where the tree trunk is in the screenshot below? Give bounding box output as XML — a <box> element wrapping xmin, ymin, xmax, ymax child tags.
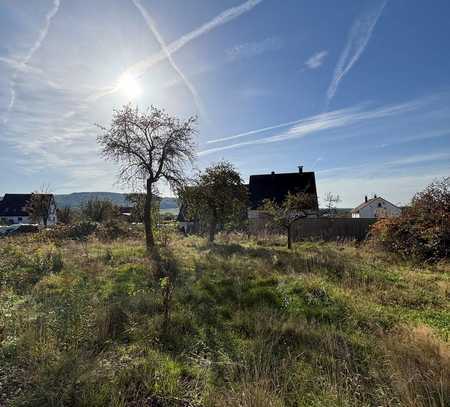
<box><xmin>208</xmin><ymin>216</ymin><xmax>217</xmax><ymax>243</ymax></box>
<box><xmin>287</xmin><ymin>224</ymin><xmax>292</xmax><ymax>250</ymax></box>
<box><xmin>144</xmin><ymin>178</ymin><xmax>155</xmax><ymax>252</ymax></box>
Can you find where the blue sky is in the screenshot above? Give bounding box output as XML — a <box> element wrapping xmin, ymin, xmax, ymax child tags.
<box><xmin>0</xmin><ymin>0</ymin><xmax>449</xmax><ymax>206</ymax></box>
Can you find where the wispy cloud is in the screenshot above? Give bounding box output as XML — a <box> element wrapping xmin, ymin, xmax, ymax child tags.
<box><xmin>303</xmin><ymin>50</ymin><xmax>328</xmax><ymax>70</ymax></box>
<box><xmin>130</xmin><ymin>0</ymin><xmax>207</xmax><ymax>118</ymax></box>
<box><xmin>326</xmin><ymin>0</ymin><xmax>387</xmax><ymax>107</ymax></box>
<box><xmin>200</xmin><ymin>98</ymin><xmax>423</xmax><ymax>155</ymax></box>
<box><xmin>226</xmin><ymin>36</ymin><xmax>283</xmax><ymax>61</ymax></box>
<box><xmin>386</xmin><ymin>152</ymin><xmax>450</xmax><ymax>167</ymax></box>
<box><xmin>3</xmin><ymin>0</ymin><xmax>60</xmax><ymax>123</ymax></box>
<box><xmin>0</xmin><ymin>57</ymin><xmax>43</xmax><ymax>75</ymax></box>
<box><xmin>208</xmin><ymin>117</ymin><xmax>307</xmax><ymax>144</ymax></box>
<box><xmin>91</xmin><ymin>0</ymin><xmax>263</xmax><ymax>101</ymax></box>
<box><xmin>127</xmin><ymin>0</ymin><xmax>263</xmax><ymax>77</ymax></box>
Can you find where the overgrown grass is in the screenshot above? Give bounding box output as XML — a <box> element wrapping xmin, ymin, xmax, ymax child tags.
<box><xmin>0</xmin><ymin>231</ymin><xmax>448</xmax><ymax>406</ymax></box>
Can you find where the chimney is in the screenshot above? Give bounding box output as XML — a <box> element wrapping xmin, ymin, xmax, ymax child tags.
<box><xmin>271</xmin><ymin>171</ymin><xmax>275</xmax><ymax>175</ymax></box>
<box><xmin>374</xmin><ymin>194</ymin><xmax>377</xmax><ymax>199</ymax></box>
<box><xmin>298</xmin><ymin>165</ymin><xmax>303</xmax><ymax>173</ymax></box>
<box><xmin>365</xmin><ymin>195</ymin><xmax>368</xmax><ymax>203</ymax></box>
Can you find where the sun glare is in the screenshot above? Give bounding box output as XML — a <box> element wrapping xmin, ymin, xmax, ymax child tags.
<box><xmin>116</xmin><ymin>73</ymin><xmax>142</xmax><ymax>99</ymax></box>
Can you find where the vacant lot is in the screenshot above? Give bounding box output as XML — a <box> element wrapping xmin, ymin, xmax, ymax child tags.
<box><xmin>1</xmin><ymin>230</ymin><xmax>449</xmax><ymax>406</ymax></box>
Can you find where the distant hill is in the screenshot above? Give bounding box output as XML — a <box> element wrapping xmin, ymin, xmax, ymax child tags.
<box><xmin>55</xmin><ymin>192</ymin><xmax>178</xmax><ymax>210</ymax></box>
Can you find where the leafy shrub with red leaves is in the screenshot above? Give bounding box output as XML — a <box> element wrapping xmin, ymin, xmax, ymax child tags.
<box><xmin>371</xmin><ymin>177</ymin><xmax>449</xmax><ymax>262</ymax></box>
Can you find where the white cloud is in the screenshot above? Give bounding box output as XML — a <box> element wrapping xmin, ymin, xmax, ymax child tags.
<box><xmin>204</xmin><ymin>96</ymin><xmax>424</xmax><ymax>150</ymax></box>
<box><xmin>226</xmin><ymin>36</ymin><xmax>283</xmax><ymax>61</ymax></box>
<box><xmin>385</xmin><ymin>152</ymin><xmax>450</xmax><ymax>167</ymax></box>
<box><xmin>3</xmin><ymin>0</ymin><xmax>60</xmax><ymax>122</ymax></box>
<box><xmin>0</xmin><ymin>57</ymin><xmax>43</xmax><ymax>75</ymax></box>
<box><xmin>304</xmin><ymin>50</ymin><xmax>328</xmax><ymax>70</ymax></box>
<box><xmin>128</xmin><ymin>0</ymin><xmax>263</xmax><ymax>77</ymax></box>
<box><xmin>130</xmin><ymin>0</ymin><xmax>207</xmax><ymax>118</ymax></box>
<box><xmin>90</xmin><ymin>0</ymin><xmax>264</xmax><ymax>102</ymax></box>
<box><xmin>326</xmin><ymin>0</ymin><xmax>387</xmax><ymax>107</ymax></box>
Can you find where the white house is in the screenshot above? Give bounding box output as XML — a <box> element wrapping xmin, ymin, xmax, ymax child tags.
<box><xmin>0</xmin><ymin>194</ymin><xmax>57</xmax><ymax>225</ymax></box>
<box><xmin>351</xmin><ymin>195</ymin><xmax>401</xmax><ymax>219</ymax></box>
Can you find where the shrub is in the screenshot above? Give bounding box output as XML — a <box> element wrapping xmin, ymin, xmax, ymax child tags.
<box><xmin>57</xmin><ymin>207</ymin><xmax>79</xmax><ymax>225</ymax></box>
<box><xmin>95</xmin><ymin>220</ymin><xmax>129</xmax><ymax>241</ymax></box>
<box><xmin>370</xmin><ymin>177</ymin><xmax>449</xmax><ymax>261</ymax></box>
<box><xmin>0</xmin><ymin>244</ymin><xmax>63</xmax><ymax>292</ymax></box>
<box><xmin>80</xmin><ymin>199</ymin><xmax>120</xmax><ymax>223</ymax></box>
<box><xmin>42</xmin><ymin>221</ymin><xmax>97</xmax><ymax>241</ymax></box>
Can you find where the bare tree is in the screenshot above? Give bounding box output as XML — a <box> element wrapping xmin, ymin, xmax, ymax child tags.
<box><xmin>261</xmin><ymin>192</ymin><xmax>318</xmax><ymax>249</ymax></box>
<box><xmin>323</xmin><ymin>192</ymin><xmax>341</xmax><ymax>217</ymax></box>
<box><xmin>26</xmin><ymin>185</ymin><xmax>55</xmax><ymax>226</ymax></box>
<box><xmin>97</xmin><ymin>104</ymin><xmax>196</xmax><ymax>253</ymax></box>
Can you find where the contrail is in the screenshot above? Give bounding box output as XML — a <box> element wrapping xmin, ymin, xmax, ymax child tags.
<box><xmin>3</xmin><ymin>0</ymin><xmax>60</xmax><ymax>122</ymax></box>
<box><xmin>199</xmin><ymin>97</ymin><xmax>423</xmax><ymax>156</ymax></box>
<box><xmin>326</xmin><ymin>0</ymin><xmax>387</xmax><ymax>107</ymax></box>
<box><xmin>207</xmin><ymin>117</ymin><xmax>307</xmax><ymax>144</ymax></box>
<box><xmin>91</xmin><ymin>0</ymin><xmax>263</xmax><ymax>101</ymax></box>
<box><xmin>126</xmin><ymin>0</ymin><xmax>262</xmax><ymax>78</ymax></box>
<box><xmin>131</xmin><ymin>0</ymin><xmax>207</xmax><ymax>118</ymax></box>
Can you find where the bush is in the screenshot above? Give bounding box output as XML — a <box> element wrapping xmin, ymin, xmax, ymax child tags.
<box><xmin>80</xmin><ymin>199</ymin><xmax>120</xmax><ymax>223</ymax></box>
<box><xmin>45</xmin><ymin>221</ymin><xmax>97</xmax><ymax>241</ymax></box>
<box><xmin>371</xmin><ymin>177</ymin><xmax>449</xmax><ymax>262</ymax></box>
<box><xmin>57</xmin><ymin>207</ymin><xmax>79</xmax><ymax>225</ymax></box>
<box><xmin>95</xmin><ymin>220</ymin><xmax>129</xmax><ymax>241</ymax></box>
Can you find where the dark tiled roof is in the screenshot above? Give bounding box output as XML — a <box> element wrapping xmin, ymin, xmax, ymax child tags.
<box><xmin>248</xmin><ymin>171</ymin><xmax>318</xmax><ymax>210</ymax></box>
<box><xmin>0</xmin><ymin>194</ymin><xmax>32</xmax><ymax>217</ymax></box>
<box><xmin>0</xmin><ymin>194</ymin><xmax>55</xmax><ymax>217</ymax></box>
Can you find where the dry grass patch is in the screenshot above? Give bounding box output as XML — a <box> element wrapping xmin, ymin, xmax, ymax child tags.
<box><xmin>382</xmin><ymin>325</ymin><xmax>449</xmax><ymax>407</ymax></box>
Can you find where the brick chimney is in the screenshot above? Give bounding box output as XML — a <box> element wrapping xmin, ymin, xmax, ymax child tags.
<box><xmin>365</xmin><ymin>195</ymin><xmax>368</xmax><ymax>203</ymax></box>
<box><xmin>298</xmin><ymin>165</ymin><xmax>303</xmax><ymax>173</ymax></box>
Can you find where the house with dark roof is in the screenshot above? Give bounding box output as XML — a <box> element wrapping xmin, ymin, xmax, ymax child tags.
<box><xmin>351</xmin><ymin>195</ymin><xmax>401</xmax><ymax>219</ymax></box>
<box><xmin>0</xmin><ymin>194</ymin><xmax>57</xmax><ymax>225</ymax></box>
<box><xmin>176</xmin><ymin>166</ymin><xmax>319</xmax><ymax>233</ymax></box>
<box><xmin>248</xmin><ymin>166</ymin><xmax>319</xmax><ymax>219</ymax></box>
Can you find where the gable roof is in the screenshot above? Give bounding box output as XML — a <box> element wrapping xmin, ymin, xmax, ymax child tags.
<box><xmin>351</xmin><ymin>196</ymin><xmax>399</xmax><ymax>213</ymax></box>
<box><xmin>0</xmin><ymin>194</ymin><xmax>32</xmax><ymax>217</ymax></box>
<box><xmin>0</xmin><ymin>194</ymin><xmax>55</xmax><ymax>217</ymax></box>
<box><xmin>248</xmin><ymin>171</ymin><xmax>318</xmax><ymax>210</ymax></box>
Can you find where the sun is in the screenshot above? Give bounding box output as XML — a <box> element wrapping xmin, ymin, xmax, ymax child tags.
<box><xmin>116</xmin><ymin>73</ymin><xmax>142</xmax><ymax>99</ymax></box>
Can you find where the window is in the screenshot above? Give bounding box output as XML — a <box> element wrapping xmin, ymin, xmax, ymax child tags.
<box><xmin>378</xmin><ymin>203</ymin><xmax>382</xmax><ymax>207</ymax></box>
<box><xmin>18</xmin><ymin>217</ymin><xmax>22</xmax><ymax>221</ymax></box>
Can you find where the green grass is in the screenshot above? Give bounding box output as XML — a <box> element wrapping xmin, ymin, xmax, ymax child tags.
<box><xmin>0</xmin><ymin>231</ymin><xmax>448</xmax><ymax>406</ymax></box>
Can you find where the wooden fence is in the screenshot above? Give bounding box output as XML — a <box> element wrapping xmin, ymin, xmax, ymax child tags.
<box><xmin>249</xmin><ymin>217</ymin><xmax>376</xmax><ymax>242</ymax></box>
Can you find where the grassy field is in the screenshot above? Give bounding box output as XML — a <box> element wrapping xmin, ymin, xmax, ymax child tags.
<box><xmin>0</xmin><ymin>230</ymin><xmax>449</xmax><ymax>406</ymax></box>
<box><xmin>160</xmin><ymin>208</ymin><xmax>179</xmax><ymax>216</ymax></box>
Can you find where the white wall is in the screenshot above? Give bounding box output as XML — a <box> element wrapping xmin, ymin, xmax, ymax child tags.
<box><xmin>0</xmin><ymin>201</ymin><xmax>57</xmax><ymax>225</ymax></box>
<box><xmin>352</xmin><ymin>197</ymin><xmax>401</xmax><ymax>219</ymax></box>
